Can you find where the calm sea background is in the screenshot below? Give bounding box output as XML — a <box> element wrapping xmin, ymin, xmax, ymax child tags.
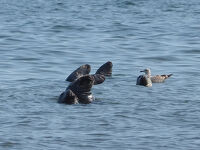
<box><xmin>1</xmin><ymin>0</ymin><xmax>200</xmax><ymax>149</ymax></box>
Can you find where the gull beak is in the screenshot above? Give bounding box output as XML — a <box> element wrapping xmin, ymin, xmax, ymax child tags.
<box><xmin>140</xmin><ymin>70</ymin><xmax>145</xmax><ymax>72</ymax></box>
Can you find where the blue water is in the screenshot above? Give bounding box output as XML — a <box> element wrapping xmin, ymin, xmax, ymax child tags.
<box><xmin>1</xmin><ymin>0</ymin><xmax>200</xmax><ymax>149</ymax></box>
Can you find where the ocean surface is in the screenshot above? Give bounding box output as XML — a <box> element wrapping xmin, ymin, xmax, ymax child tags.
<box><xmin>1</xmin><ymin>0</ymin><xmax>200</xmax><ymax>149</ymax></box>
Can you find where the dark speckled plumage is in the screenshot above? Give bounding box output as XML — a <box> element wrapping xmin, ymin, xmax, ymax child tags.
<box><xmin>59</xmin><ymin>61</ymin><xmax>112</xmax><ymax>104</ymax></box>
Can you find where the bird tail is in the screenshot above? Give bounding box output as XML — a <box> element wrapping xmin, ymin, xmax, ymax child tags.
<box><xmin>167</xmin><ymin>74</ymin><xmax>173</xmax><ymax>78</ymax></box>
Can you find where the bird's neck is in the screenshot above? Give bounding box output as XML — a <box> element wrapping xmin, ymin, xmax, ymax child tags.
<box><xmin>146</xmin><ymin>72</ymin><xmax>151</xmax><ymax>78</ymax></box>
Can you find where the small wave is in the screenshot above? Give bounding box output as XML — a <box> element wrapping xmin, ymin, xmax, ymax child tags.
<box><xmin>0</xmin><ymin>35</ymin><xmax>10</xmax><ymax>38</ymax></box>
<box><xmin>57</xmin><ymin>2</ymin><xmax>64</xmax><ymax>6</ymax></box>
<box><xmin>115</xmin><ymin>0</ymin><xmax>136</xmax><ymax>8</ymax></box>
<box><xmin>51</xmin><ymin>24</ymin><xmax>89</xmax><ymax>32</ymax></box>
<box><xmin>182</xmin><ymin>49</ymin><xmax>200</xmax><ymax>54</ymax></box>
<box><xmin>16</xmin><ymin>78</ymin><xmax>37</xmax><ymax>82</ymax></box>
<box><xmin>11</xmin><ymin>57</ymin><xmax>41</xmax><ymax>61</ymax></box>
<box><xmin>139</xmin><ymin>55</ymin><xmax>180</xmax><ymax>61</ymax></box>
<box><xmin>0</xmin><ymin>141</ymin><xmax>20</xmax><ymax>148</ymax></box>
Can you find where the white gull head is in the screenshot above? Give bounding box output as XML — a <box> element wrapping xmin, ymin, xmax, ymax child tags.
<box><xmin>140</xmin><ymin>68</ymin><xmax>151</xmax><ymax>77</ymax></box>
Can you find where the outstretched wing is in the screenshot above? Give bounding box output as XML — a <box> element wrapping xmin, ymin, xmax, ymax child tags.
<box><xmin>66</xmin><ymin>64</ymin><xmax>91</xmax><ymax>82</ymax></box>
<box><xmin>95</xmin><ymin>61</ymin><xmax>113</xmax><ymax>76</ymax></box>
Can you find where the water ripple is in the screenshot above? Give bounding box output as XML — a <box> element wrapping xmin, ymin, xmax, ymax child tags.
<box><xmin>1</xmin><ymin>0</ymin><xmax>200</xmax><ymax>150</ymax></box>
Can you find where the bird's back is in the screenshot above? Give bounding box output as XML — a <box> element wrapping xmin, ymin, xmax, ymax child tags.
<box><xmin>151</xmin><ymin>74</ymin><xmax>173</xmax><ymax>83</ymax></box>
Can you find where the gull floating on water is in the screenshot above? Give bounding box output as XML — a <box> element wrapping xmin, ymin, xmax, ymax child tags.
<box><xmin>141</xmin><ymin>68</ymin><xmax>173</xmax><ymax>83</ymax></box>
<box><xmin>136</xmin><ymin>68</ymin><xmax>173</xmax><ymax>87</ymax></box>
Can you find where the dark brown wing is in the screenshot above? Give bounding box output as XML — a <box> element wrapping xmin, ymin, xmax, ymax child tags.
<box><xmin>66</xmin><ymin>64</ymin><xmax>91</xmax><ymax>82</ymax></box>
<box><xmin>95</xmin><ymin>61</ymin><xmax>113</xmax><ymax>76</ymax></box>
